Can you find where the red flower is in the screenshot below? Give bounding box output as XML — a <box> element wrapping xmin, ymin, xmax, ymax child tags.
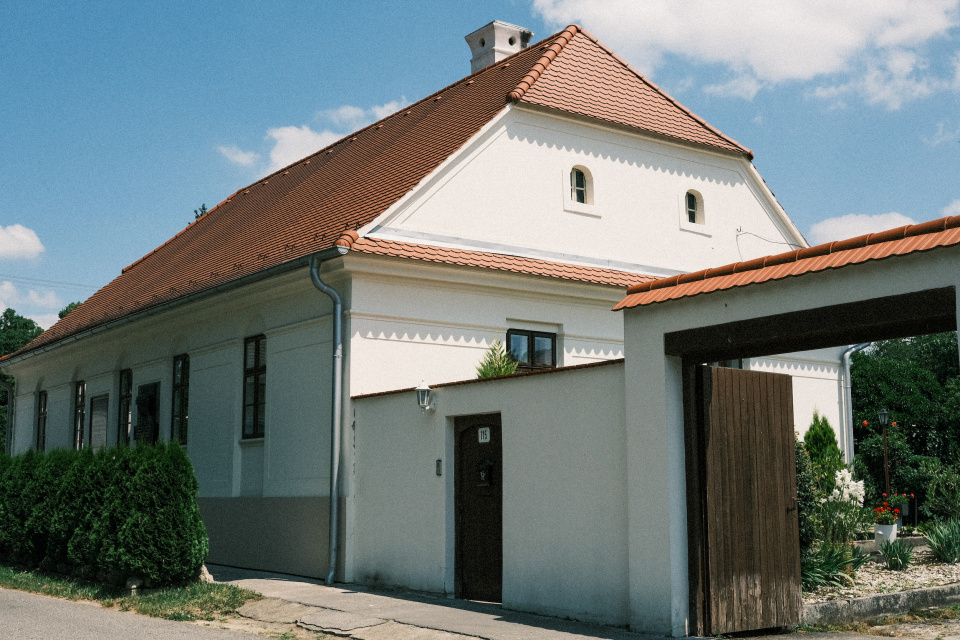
<box><xmin>863</xmin><ymin>420</ymin><xmax>869</xmax><ymax>426</ymax></box>
<box><xmin>911</xmin><ymin>494</ymin><xmax>915</xmax><ymax>498</ymax></box>
<box><xmin>882</xmin><ymin>493</ymin><xmax>887</xmax><ymax>497</ymax></box>
<box><xmin>893</xmin><ymin>421</ymin><xmax>898</xmax><ymax>426</ymax></box>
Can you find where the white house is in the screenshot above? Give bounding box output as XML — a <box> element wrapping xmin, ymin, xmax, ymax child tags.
<box><xmin>1</xmin><ymin>20</ymin><xmax>846</xmax><ymax>624</ymax></box>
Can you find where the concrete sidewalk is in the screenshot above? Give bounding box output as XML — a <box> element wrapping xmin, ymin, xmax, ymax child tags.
<box><xmin>208</xmin><ymin>565</ymin><xmax>664</xmax><ymax>640</ymax></box>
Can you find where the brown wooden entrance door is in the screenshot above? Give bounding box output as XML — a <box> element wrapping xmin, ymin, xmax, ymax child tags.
<box><xmin>685</xmin><ymin>365</ymin><xmax>801</xmax><ymax>635</ymax></box>
<box><xmin>455</xmin><ymin>413</ymin><xmax>503</xmax><ymax>602</ymax></box>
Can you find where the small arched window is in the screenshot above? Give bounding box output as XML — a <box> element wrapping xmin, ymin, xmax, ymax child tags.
<box><xmin>686</xmin><ymin>190</ymin><xmax>702</xmax><ymax>225</ymax></box>
<box><xmin>569</xmin><ymin>166</ymin><xmax>593</xmax><ymax>205</ymax></box>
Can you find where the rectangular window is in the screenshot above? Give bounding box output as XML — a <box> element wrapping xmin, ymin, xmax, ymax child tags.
<box><xmin>118</xmin><ymin>369</ymin><xmax>132</xmax><ymax>446</ymax></box>
<box><xmin>171</xmin><ymin>354</ymin><xmax>189</xmax><ymax>445</ymax></box>
<box><xmin>89</xmin><ymin>394</ymin><xmax>109</xmax><ymax>451</ymax></box>
<box><xmin>73</xmin><ymin>381</ymin><xmax>86</xmax><ymax>450</ymax></box>
<box><xmin>36</xmin><ymin>391</ymin><xmax>47</xmax><ymax>452</ymax></box>
<box><xmin>506</xmin><ymin>329</ymin><xmax>557</xmax><ymax>371</ymax></box>
<box><xmin>135</xmin><ymin>382</ymin><xmax>160</xmax><ymax>445</ymax></box>
<box><xmin>243</xmin><ymin>335</ymin><xmax>266</xmax><ymax>439</ymax></box>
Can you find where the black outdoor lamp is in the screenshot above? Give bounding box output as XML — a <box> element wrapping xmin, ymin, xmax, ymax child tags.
<box><xmin>879</xmin><ymin>408</ymin><xmax>891</xmax><ymax>495</ymax></box>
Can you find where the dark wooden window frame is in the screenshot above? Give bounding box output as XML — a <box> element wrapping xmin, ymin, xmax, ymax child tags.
<box><xmin>73</xmin><ymin>381</ymin><xmax>86</xmax><ymax>450</ymax></box>
<box><xmin>686</xmin><ymin>191</ymin><xmax>700</xmax><ymax>224</ymax></box>
<box><xmin>171</xmin><ymin>354</ymin><xmax>189</xmax><ymax>445</ymax></box>
<box><xmin>36</xmin><ymin>390</ymin><xmax>47</xmax><ymax>452</ymax></box>
<box><xmin>506</xmin><ymin>329</ymin><xmax>557</xmax><ymax>371</ymax></box>
<box><xmin>118</xmin><ymin>369</ymin><xmax>132</xmax><ymax>446</ymax></box>
<box><xmin>243</xmin><ymin>335</ymin><xmax>267</xmax><ymax>439</ymax></box>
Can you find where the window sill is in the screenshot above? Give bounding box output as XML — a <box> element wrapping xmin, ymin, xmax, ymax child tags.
<box><xmin>679</xmin><ymin>220</ymin><xmax>712</xmax><ymax>237</ymax></box>
<box><xmin>239</xmin><ymin>437</ymin><xmax>264</xmax><ymax>447</ymax></box>
<box><xmin>563</xmin><ymin>200</ymin><xmax>600</xmax><ymax>218</ymax></box>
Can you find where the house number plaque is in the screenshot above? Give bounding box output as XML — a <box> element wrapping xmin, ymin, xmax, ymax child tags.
<box><xmin>478</xmin><ymin>427</ymin><xmax>490</xmax><ymax>443</ymax></box>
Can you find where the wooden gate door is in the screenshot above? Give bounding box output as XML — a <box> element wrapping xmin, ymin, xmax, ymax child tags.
<box><xmin>455</xmin><ymin>414</ymin><xmax>503</xmax><ymax>602</ymax></box>
<box><xmin>685</xmin><ymin>365</ymin><xmax>801</xmax><ymax>634</ymax></box>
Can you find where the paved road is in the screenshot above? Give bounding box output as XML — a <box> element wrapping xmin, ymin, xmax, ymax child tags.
<box><xmin>0</xmin><ymin>588</ymin><xmax>264</xmax><ymax>640</ymax></box>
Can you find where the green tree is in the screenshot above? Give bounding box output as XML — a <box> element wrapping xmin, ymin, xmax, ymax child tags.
<box><xmin>476</xmin><ymin>339</ymin><xmax>519</xmax><ymax>378</ymax></box>
<box><xmin>58</xmin><ymin>301</ymin><xmax>81</xmax><ymax>319</ymax></box>
<box><xmin>804</xmin><ymin>411</ymin><xmax>845</xmax><ymax>495</ymax></box>
<box><xmin>0</xmin><ymin>309</ymin><xmax>43</xmax><ymax>452</ymax></box>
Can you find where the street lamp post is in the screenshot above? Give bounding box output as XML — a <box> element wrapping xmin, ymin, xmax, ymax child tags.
<box><xmin>879</xmin><ymin>408</ymin><xmax>891</xmax><ymax>496</ymax></box>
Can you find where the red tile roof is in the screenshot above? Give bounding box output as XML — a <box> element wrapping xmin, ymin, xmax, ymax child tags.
<box><xmin>614</xmin><ymin>215</ymin><xmax>960</xmax><ymax>310</ymax></box>
<box><xmin>9</xmin><ymin>25</ymin><xmax>748</xmax><ymax>360</ymax></box>
<box><xmin>510</xmin><ymin>26</ymin><xmax>751</xmax><ymax>157</ymax></box>
<box><xmin>351</xmin><ymin>237</ymin><xmax>652</xmax><ymax>287</ymax></box>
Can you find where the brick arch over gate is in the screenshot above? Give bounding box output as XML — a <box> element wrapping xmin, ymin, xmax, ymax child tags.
<box><xmin>614</xmin><ymin>217</ymin><xmax>960</xmax><ymax>636</ymax></box>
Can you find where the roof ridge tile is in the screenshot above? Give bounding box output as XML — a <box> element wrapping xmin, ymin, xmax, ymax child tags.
<box><xmin>573</xmin><ymin>26</ymin><xmax>752</xmax><ymax>159</ymax></box>
<box><xmin>508</xmin><ymin>25</ymin><xmax>580</xmax><ymax>103</ymax></box>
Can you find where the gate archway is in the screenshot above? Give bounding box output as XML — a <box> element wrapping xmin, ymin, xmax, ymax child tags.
<box><xmin>616</xmin><ymin>217</ymin><xmax>960</xmax><ymax>635</ymax></box>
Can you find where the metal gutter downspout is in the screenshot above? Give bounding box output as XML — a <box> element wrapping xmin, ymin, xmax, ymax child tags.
<box><xmin>1</xmin><ymin>378</ymin><xmax>14</xmax><ymax>453</ymax></box>
<box><xmin>309</xmin><ymin>243</ymin><xmax>350</xmax><ymax>585</ymax></box>
<box><xmin>842</xmin><ymin>343</ymin><xmax>871</xmax><ymax>465</ymax></box>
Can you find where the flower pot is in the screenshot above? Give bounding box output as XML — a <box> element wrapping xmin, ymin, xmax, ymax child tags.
<box><xmin>875</xmin><ymin>523</ymin><xmax>897</xmax><ymax>544</ymax></box>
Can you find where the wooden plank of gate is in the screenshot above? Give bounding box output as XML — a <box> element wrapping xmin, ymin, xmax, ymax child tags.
<box><xmin>783</xmin><ymin>375</ymin><xmax>802</xmax><ymax>622</ymax></box>
<box><xmin>731</xmin><ymin>368</ymin><xmax>748</xmax><ymax>633</ymax></box>
<box><xmin>707</xmin><ymin>366</ymin><xmax>728</xmax><ymax>632</ymax></box>
<box><xmin>724</xmin><ymin>367</ymin><xmax>741</xmax><ymax>633</ymax></box>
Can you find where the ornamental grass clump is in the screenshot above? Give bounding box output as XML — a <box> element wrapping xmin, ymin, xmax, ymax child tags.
<box><xmin>801</xmin><ymin>543</ymin><xmax>869</xmax><ymax>591</ymax></box>
<box><xmin>924</xmin><ymin>518</ymin><xmax>960</xmax><ymax>563</ymax></box>
<box><xmin>880</xmin><ymin>539</ymin><xmax>914</xmax><ymax>570</ymax></box>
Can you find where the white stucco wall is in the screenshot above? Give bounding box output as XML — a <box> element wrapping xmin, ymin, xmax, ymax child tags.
<box><xmin>3</xmin><ymin>269</ymin><xmax>342</xmax><ymax>501</ymax></box>
<box><xmin>352</xmin><ymin>361</ymin><xmax>630</xmax><ymax>626</ymax></box>
<box><xmin>748</xmin><ymin>347</ymin><xmax>847</xmax><ymax>443</ymax></box>
<box><xmin>344</xmin><ymin>254</ymin><xmax>625</xmax><ymax>396</ymax></box>
<box><xmin>370</xmin><ymin>106</ymin><xmax>801</xmax><ymax>276</ymax></box>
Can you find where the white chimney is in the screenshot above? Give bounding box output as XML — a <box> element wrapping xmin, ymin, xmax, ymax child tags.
<box><xmin>465</xmin><ymin>21</ymin><xmax>534</xmax><ymax>74</ymax></box>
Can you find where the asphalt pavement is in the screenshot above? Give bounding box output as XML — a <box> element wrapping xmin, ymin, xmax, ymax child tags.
<box><xmin>0</xmin><ymin>588</ymin><xmax>263</xmax><ymax>640</ymax></box>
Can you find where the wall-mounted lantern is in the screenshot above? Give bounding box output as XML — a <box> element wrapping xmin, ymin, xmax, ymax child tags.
<box><xmin>416</xmin><ymin>381</ymin><xmax>433</xmax><ymax>412</ymax></box>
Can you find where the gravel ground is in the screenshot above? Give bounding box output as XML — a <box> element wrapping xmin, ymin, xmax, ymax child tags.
<box><xmin>804</xmin><ymin>549</ymin><xmax>960</xmax><ymax>604</ymax></box>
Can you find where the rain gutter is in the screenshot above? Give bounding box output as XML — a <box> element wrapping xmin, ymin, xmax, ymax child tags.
<box><xmin>0</xmin><ymin>257</ymin><xmax>316</xmax><ymax>369</ymax></box>
<box><xmin>842</xmin><ymin>343</ymin><xmax>871</xmax><ymax>464</ymax></box>
<box><xmin>309</xmin><ymin>244</ymin><xmax>350</xmax><ymax>585</ymax></box>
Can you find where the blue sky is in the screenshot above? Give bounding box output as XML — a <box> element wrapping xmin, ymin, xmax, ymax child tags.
<box><xmin>1</xmin><ymin>1</ymin><xmax>958</xmax><ymax>328</ymax></box>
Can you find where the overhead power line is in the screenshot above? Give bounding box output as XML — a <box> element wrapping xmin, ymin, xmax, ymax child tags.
<box><xmin>0</xmin><ymin>273</ymin><xmax>99</xmax><ymax>291</ymax></box>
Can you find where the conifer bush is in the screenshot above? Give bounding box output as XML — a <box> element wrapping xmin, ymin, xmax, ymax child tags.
<box><xmin>804</xmin><ymin>411</ymin><xmax>845</xmax><ymax>494</ymax></box>
<box><xmin>0</xmin><ymin>443</ymin><xmax>208</xmax><ymax>587</ymax></box>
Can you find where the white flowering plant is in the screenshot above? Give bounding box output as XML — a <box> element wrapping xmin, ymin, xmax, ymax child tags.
<box><xmin>818</xmin><ymin>468</ymin><xmax>871</xmax><ymax>544</ymax></box>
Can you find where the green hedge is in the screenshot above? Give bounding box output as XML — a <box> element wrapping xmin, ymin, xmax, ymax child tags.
<box><xmin>0</xmin><ymin>443</ymin><xmax>208</xmax><ymax>587</ymax></box>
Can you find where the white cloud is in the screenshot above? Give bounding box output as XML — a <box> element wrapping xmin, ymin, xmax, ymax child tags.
<box><xmin>217</xmin><ymin>144</ymin><xmax>259</xmax><ymax>166</ymax></box>
<box><xmin>27</xmin><ymin>313</ymin><xmax>59</xmax><ymax>330</ymax></box>
<box><xmin>533</xmin><ymin>0</ymin><xmax>960</xmax><ymax>104</ymax></box>
<box><xmin>265</xmin><ymin>125</ymin><xmax>342</xmax><ymax>173</ymax></box>
<box><xmin>316</xmin><ymin>98</ymin><xmax>409</xmax><ymax>130</ymax></box>
<box><xmin>808</xmin><ymin>212</ymin><xmax>916</xmax><ymax>244</ymax></box>
<box><xmin>813</xmin><ymin>48</ymin><xmax>948</xmax><ymax>110</ymax></box>
<box><xmin>0</xmin><ymin>224</ymin><xmax>44</xmax><ymax>260</ymax></box>
<box><xmin>0</xmin><ymin>280</ymin><xmax>62</xmax><ymax>316</ymax></box>
<box><xmin>925</xmin><ymin>121</ymin><xmax>960</xmax><ymax>146</ymax></box>
<box><xmin>703</xmin><ymin>75</ymin><xmax>763</xmax><ymax>100</ymax></box>
<box><xmin>219</xmin><ymin>98</ymin><xmax>411</xmax><ymax>174</ymax></box>
<box><xmin>943</xmin><ymin>199</ymin><xmax>960</xmax><ymax>216</ymax></box>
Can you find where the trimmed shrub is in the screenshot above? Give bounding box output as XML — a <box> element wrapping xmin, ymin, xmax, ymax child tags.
<box><xmin>22</xmin><ymin>449</ymin><xmax>74</xmax><ymax>566</ymax></box>
<box><xmin>105</xmin><ymin>443</ymin><xmax>208</xmax><ymax>586</ymax></box>
<box><xmin>0</xmin><ymin>443</ymin><xmax>207</xmax><ymax>587</ymax></box>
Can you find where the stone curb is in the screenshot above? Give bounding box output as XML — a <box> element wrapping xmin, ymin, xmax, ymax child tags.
<box><xmin>803</xmin><ymin>583</ymin><xmax>960</xmax><ymax>626</ymax></box>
